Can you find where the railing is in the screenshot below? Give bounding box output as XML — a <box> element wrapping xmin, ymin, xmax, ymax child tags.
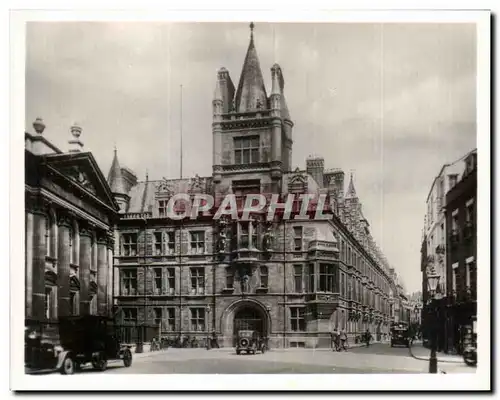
<box><xmin>122</xmin><ymin>212</ymin><xmax>153</xmax><ymax>220</ymax></box>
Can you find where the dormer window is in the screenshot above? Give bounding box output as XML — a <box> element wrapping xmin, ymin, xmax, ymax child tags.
<box><xmin>234</xmin><ymin>136</ymin><xmax>260</xmax><ymax>164</ymax></box>
<box><xmin>158</xmin><ymin>200</ymin><xmax>168</xmax><ymax>217</ymax></box>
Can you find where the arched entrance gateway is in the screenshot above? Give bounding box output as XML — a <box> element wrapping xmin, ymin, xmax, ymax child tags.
<box><xmin>221</xmin><ymin>299</ymin><xmax>270</xmax><ymax>347</ymax></box>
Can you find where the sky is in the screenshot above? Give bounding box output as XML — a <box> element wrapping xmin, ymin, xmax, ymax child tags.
<box><xmin>25</xmin><ymin>22</ymin><xmax>477</xmax><ymax>293</ymax></box>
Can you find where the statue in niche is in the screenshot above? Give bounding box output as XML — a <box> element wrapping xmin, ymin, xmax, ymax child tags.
<box><xmin>230</xmin><ymin>99</ymin><xmax>236</xmax><ymax>113</ymax></box>
<box><xmin>256</xmin><ymin>98</ymin><xmax>262</xmax><ymax>110</ymax></box>
<box><xmin>241</xmin><ymin>273</ymin><xmax>250</xmax><ymax>293</ymax></box>
<box><xmin>262</xmin><ymin>223</ymin><xmax>274</xmax><ymax>253</ymax></box>
<box><xmin>217</xmin><ymin>218</ymin><xmax>228</xmax><ymax>253</ymax></box>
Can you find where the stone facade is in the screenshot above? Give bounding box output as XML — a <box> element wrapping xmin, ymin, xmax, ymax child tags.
<box><xmin>111</xmin><ymin>25</ymin><xmax>400</xmax><ymax>348</ymax></box>
<box><xmin>25</xmin><ymin>121</ymin><xmax>119</xmax><ymax>322</ymax></box>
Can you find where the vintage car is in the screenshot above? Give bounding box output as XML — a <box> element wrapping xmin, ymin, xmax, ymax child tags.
<box><xmin>236</xmin><ymin>330</ymin><xmax>267</xmax><ymax>355</ymax></box>
<box><xmin>390</xmin><ymin>323</ymin><xmax>410</xmax><ymax>347</ymax></box>
<box><xmin>25</xmin><ymin>316</ymin><xmax>133</xmax><ymax>374</ymax></box>
<box><xmin>25</xmin><ymin>319</ymin><xmax>62</xmax><ymax>373</ymax></box>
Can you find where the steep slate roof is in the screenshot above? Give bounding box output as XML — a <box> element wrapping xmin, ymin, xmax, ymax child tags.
<box><xmin>127</xmin><ymin>177</ymin><xmax>213</xmax><ymax>213</ymax></box>
<box><xmin>234</xmin><ymin>23</ymin><xmax>268</xmax><ymax>112</ymax></box>
<box><xmin>107</xmin><ymin>148</ymin><xmax>127</xmax><ymax>195</ymax></box>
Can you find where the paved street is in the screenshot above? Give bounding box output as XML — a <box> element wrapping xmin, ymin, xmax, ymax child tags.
<box><xmin>76</xmin><ymin>343</ymin><xmax>475</xmax><ymax>374</ymax></box>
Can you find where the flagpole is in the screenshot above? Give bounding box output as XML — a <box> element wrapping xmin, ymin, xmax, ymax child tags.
<box><xmin>180</xmin><ymin>84</ymin><xmax>183</xmax><ymax>179</ymax></box>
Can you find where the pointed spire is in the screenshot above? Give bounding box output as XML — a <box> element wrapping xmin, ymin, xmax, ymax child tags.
<box><xmin>234</xmin><ymin>22</ymin><xmax>268</xmax><ymax>112</ymax></box>
<box><xmin>345</xmin><ymin>171</ymin><xmax>357</xmax><ymax>199</ymax></box>
<box><xmin>107</xmin><ymin>147</ymin><xmax>127</xmax><ymax>195</ymax></box>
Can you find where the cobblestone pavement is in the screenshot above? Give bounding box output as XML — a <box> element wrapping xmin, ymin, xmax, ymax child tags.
<box><xmin>84</xmin><ymin>343</ymin><xmax>476</xmax><ymax>374</ymax></box>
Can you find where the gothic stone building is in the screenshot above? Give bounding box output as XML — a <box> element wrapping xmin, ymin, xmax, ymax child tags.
<box><xmin>25</xmin><ymin>119</ymin><xmax>118</xmax><ymax>323</ymax></box>
<box><xmin>110</xmin><ymin>26</ymin><xmax>398</xmax><ymax>348</ymax></box>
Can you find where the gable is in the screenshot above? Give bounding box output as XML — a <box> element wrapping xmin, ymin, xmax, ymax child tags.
<box><xmin>43</xmin><ymin>152</ymin><xmax>119</xmax><ymax>213</ymax></box>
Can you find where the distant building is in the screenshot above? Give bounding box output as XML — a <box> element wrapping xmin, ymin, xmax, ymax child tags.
<box><xmin>420</xmin><ymin>148</ymin><xmax>477</xmax><ymax>353</ymax></box>
<box><xmin>109</xmin><ymin>24</ymin><xmax>402</xmax><ymax>348</ymax></box>
<box><xmin>25</xmin><ymin>118</ymin><xmax>119</xmax><ymax>322</ymax></box>
<box><xmin>445</xmin><ymin>150</ymin><xmax>477</xmax><ymax>354</ymax></box>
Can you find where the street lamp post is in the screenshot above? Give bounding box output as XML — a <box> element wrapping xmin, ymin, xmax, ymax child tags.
<box><xmin>427</xmin><ymin>270</ymin><xmax>441</xmax><ymax>374</ymax></box>
<box><xmin>205</xmin><ymin>305</ymin><xmax>211</xmax><ymax>349</ymax></box>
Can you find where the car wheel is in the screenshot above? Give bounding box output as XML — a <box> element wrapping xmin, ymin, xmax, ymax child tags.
<box><xmin>123</xmin><ymin>349</ymin><xmax>132</xmax><ymax>368</ymax></box>
<box><xmin>92</xmin><ymin>352</ymin><xmax>108</xmax><ymax>371</ymax></box>
<box><xmin>61</xmin><ymin>355</ymin><xmax>75</xmax><ymax>375</ymax></box>
<box><xmin>236</xmin><ymin>349</ymin><xmax>241</xmax><ymax>355</ymax></box>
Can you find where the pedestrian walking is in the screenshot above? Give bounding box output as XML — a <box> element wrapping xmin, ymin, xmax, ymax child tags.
<box><xmin>210</xmin><ymin>331</ymin><xmax>220</xmax><ymax>349</ymax></box>
<box><xmin>331</xmin><ymin>327</ymin><xmax>340</xmax><ymax>351</ymax></box>
<box><xmin>339</xmin><ymin>329</ymin><xmax>348</xmax><ymax>351</ymax></box>
<box><xmin>364</xmin><ymin>329</ymin><xmax>372</xmax><ymax>347</ymax></box>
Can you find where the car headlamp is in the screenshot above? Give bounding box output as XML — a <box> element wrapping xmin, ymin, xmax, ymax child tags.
<box><xmin>54</xmin><ymin>345</ymin><xmax>63</xmax><ymax>354</ymax></box>
<box><xmin>28</xmin><ymin>330</ymin><xmax>38</xmax><ymax>339</ymax></box>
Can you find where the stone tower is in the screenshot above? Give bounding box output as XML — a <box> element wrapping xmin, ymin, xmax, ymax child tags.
<box><xmin>107</xmin><ymin>148</ymin><xmax>130</xmax><ymax>213</ymax></box>
<box><xmin>211</xmin><ymin>23</ymin><xmax>293</xmax><ymax>194</ymax></box>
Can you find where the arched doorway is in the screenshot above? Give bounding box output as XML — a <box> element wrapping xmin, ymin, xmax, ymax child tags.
<box><xmin>221</xmin><ymin>299</ymin><xmax>270</xmax><ymax>347</ymax></box>
<box><xmin>233</xmin><ymin>307</ymin><xmax>264</xmax><ymax>346</ymax></box>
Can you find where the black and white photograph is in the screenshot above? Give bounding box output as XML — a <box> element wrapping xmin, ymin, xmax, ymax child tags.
<box><xmin>9</xmin><ymin>6</ymin><xmax>491</xmax><ymax>392</ymax></box>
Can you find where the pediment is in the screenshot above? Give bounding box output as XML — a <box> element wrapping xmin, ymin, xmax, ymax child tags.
<box><xmin>58</xmin><ymin>166</ymin><xmax>97</xmax><ymax>195</ymax></box>
<box><xmin>43</xmin><ymin>152</ymin><xmax>119</xmax><ymax>212</ymax></box>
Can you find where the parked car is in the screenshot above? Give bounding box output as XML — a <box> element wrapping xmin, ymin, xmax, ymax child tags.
<box><xmin>236</xmin><ymin>330</ymin><xmax>267</xmax><ymax>355</ymax></box>
<box><xmin>25</xmin><ymin>316</ymin><xmax>133</xmax><ymax>375</ymax></box>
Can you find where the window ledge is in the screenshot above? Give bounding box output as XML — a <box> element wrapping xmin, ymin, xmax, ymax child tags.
<box><xmin>185</xmin><ymin>294</ymin><xmax>206</xmax><ymax>299</ymax></box>
<box><xmin>288</xmin><ymin>292</ymin><xmax>305</xmax><ymax>296</ymax></box>
<box><xmin>256</xmin><ymin>287</ymin><xmax>269</xmax><ymax>293</ymax></box>
<box><xmin>151</xmin><ymin>292</ymin><xmax>177</xmax><ymax>297</ymax></box>
<box><xmin>221</xmin><ymin>288</ymin><xmax>235</xmax><ymax>293</ymax></box>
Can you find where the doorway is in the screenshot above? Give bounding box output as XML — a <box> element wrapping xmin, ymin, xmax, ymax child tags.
<box><xmin>233</xmin><ymin>307</ymin><xmax>265</xmax><ymax>346</ymax></box>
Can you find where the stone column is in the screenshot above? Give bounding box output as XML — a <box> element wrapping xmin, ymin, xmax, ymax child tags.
<box><xmin>79</xmin><ymin>224</ymin><xmax>93</xmax><ymax>315</ymax></box>
<box><xmin>97</xmin><ymin>232</ymin><xmax>108</xmax><ymax>316</ymax></box>
<box><xmin>25</xmin><ymin>211</ymin><xmax>34</xmax><ymax>317</ymax></box>
<box><xmin>31</xmin><ymin>198</ymin><xmax>49</xmax><ymax>320</ymax></box>
<box><xmin>57</xmin><ymin>212</ymin><xmax>72</xmax><ymax>317</ymax></box>
<box><xmin>106</xmin><ymin>231</ymin><xmax>115</xmax><ymax>317</ymax></box>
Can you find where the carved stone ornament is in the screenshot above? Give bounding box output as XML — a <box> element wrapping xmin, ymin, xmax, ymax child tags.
<box><xmin>106</xmin><ymin>231</ymin><xmax>115</xmax><ymax>249</ymax></box>
<box><xmin>79</xmin><ymin>225</ymin><xmax>93</xmax><ymax>238</ymax></box>
<box><xmin>96</xmin><ymin>232</ymin><xmax>108</xmax><ymax>245</ymax></box>
<box><xmin>156</xmin><ymin>178</ymin><xmax>174</xmax><ymax>195</ymax></box>
<box><xmin>189</xmin><ymin>174</ymin><xmax>205</xmax><ymax>193</ymax></box>
<box><xmin>57</xmin><ymin>212</ymin><xmax>73</xmax><ymax>228</ymax></box>
<box><xmin>262</xmin><ymin>226</ymin><xmax>274</xmax><ymax>252</ymax></box>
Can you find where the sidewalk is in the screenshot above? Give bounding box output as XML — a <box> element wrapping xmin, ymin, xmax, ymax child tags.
<box><xmin>409</xmin><ymin>343</ymin><xmax>465</xmax><ymax>364</ymax></box>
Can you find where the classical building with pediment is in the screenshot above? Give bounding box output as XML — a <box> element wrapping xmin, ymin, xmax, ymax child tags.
<box><xmin>109</xmin><ymin>24</ymin><xmax>401</xmax><ymax>348</ymax></box>
<box><xmin>25</xmin><ymin>118</ymin><xmax>119</xmax><ymax>323</ymax></box>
